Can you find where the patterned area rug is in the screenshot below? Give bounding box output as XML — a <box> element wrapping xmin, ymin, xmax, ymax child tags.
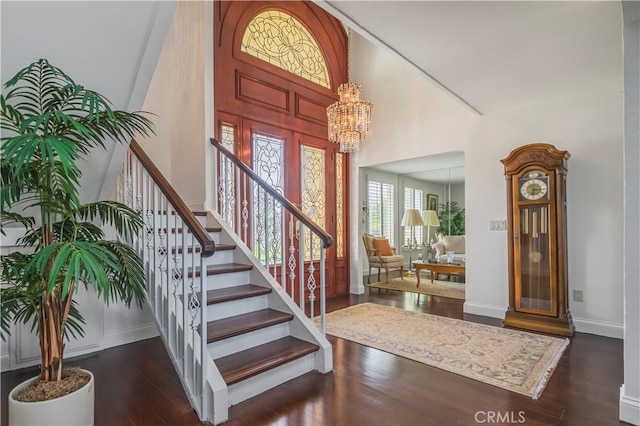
<box><xmin>322</xmin><ymin>303</ymin><xmax>569</xmax><ymax>399</ymax></box>
<box><xmin>368</xmin><ymin>276</ymin><xmax>465</xmax><ymax>300</ymax></box>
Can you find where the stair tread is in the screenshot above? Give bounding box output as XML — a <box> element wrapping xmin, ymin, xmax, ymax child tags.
<box><xmin>159</xmin><ymin>210</ymin><xmax>207</xmax><ymax>216</ymax></box>
<box><xmin>189</xmin><ymin>263</ymin><xmax>253</xmax><ymax>278</ymax></box>
<box><xmin>206</xmin><ymin>309</ymin><xmax>293</xmax><ymax>342</ymax></box>
<box><xmin>215</xmin><ymin>336</ymin><xmax>319</xmax><ymax>385</ymax></box>
<box><xmin>207</xmin><ymin>284</ymin><xmax>271</xmax><ymax>304</ymax></box>
<box><xmin>171</xmin><ymin>243</ymin><xmax>235</xmax><ymax>255</ymax></box>
<box><xmin>164</xmin><ymin>226</ymin><xmax>221</xmax><ymax>233</ymax></box>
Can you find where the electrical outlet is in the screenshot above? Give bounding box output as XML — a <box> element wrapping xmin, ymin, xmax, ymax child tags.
<box><xmin>572</xmin><ymin>290</ymin><xmax>584</xmax><ymax>302</ymax></box>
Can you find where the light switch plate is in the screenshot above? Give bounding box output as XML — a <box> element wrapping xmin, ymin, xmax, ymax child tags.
<box><xmin>489</xmin><ymin>220</ymin><xmax>507</xmax><ymax>230</ymax></box>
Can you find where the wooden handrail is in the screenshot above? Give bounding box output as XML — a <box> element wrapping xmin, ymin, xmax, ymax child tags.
<box><xmin>130</xmin><ymin>139</ymin><xmax>215</xmax><ymax>257</ymax></box>
<box><xmin>210</xmin><ymin>138</ymin><xmax>334</xmax><ymax>249</ymax></box>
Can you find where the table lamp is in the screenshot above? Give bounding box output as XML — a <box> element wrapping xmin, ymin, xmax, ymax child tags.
<box><xmin>400</xmin><ymin>209</ymin><xmax>424</xmax><ymax>276</ymax></box>
<box><xmin>421</xmin><ymin>210</ymin><xmax>440</xmax><ymax>262</ymax></box>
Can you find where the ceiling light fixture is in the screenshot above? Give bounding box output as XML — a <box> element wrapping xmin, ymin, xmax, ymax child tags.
<box><xmin>326</xmin><ymin>30</ymin><xmax>373</xmax><ymax>153</ymax></box>
<box><xmin>327</xmin><ymin>82</ymin><xmax>372</xmax><ymax>153</ymax></box>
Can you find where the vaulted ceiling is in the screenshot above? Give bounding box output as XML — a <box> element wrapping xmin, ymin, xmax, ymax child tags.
<box><xmin>318</xmin><ymin>1</ymin><xmax>622</xmax><ymax>115</ymax></box>
<box><xmin>316</xmin><ymin>0</ymin><xmax>623</xmax><ymax>180</ymax></box>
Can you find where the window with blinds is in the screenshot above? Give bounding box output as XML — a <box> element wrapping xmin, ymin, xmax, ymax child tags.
<box><xmin>367</xmin><ymin>180</ymin><xmax>395</xmax><ymax>245</ymax></box>
<box><xmin>404</xmin><ymin>187</ymin><xmax>424</xmax><ymax>247</ymax></box>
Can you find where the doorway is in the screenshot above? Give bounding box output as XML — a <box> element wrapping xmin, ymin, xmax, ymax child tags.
<box><xmin>214</xmin><ymin>1</ymin><xmax>350</xmax><ymax>296</ymax></box>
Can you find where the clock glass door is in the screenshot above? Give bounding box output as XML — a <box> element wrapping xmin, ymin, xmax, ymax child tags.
<box><xmin>516</xmin><ymin>169</ymin><xmax>556</xmax><ymax>316</ymax></box>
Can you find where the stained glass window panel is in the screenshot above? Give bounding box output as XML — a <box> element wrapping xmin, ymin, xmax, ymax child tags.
<box><xmin>221</xmin><ymin>124</ymin><xmax>234</xmax><ymax>150</ymax></box>
<box><xmin>336</xmin><ymin>153</ymin><xmax>344</xmax><ymax>258</ymax></box>
<box><xmin>219</xmin><ymin>123</ymin><xmax>236</xmax><ymax>228</ymax></box>
<box><xmin>301</xmin><ymin>145</ymin><xmax>325</xmax><ymax>261</ymax></box>
<box><xmin>241</xmin><ymin>10</ymin><xmax>330</xmax><ymax>88</ymax></box>
<box><xmin>252</xmin><ymin>133</ymin><xmax>285</xmax><ymax>264</ymax></box>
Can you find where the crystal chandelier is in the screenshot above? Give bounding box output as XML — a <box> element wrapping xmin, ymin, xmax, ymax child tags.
<box><xmin>326</xmin><ymin>82</ymin><xmax>373</xmax><ymax>153</ymax></box>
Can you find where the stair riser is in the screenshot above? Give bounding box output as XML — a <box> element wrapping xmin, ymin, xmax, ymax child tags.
<box><xmin>207</xmin><ymin>294</ymin><xmax>269</xmax><ymax>321</ymax></box>
<box><xmin>206</xmin><ymin>270</ymin><xmax>252</xmax><ymax>289</ymax></box>
<box><xmin>208</xmin><ymin>322</ymin><xmax>289</xmax><ymax>359</ymax></box>
<box><xmin>156</xmin><ymin>232</ymin><xmax>222</xmax><ymax>249</ymax></box>
<box><xmin>227</xmin><ymin>353</ymin><xmax>316</xmax><ymax>406</ymax></box>
<box><xmin>174</xmin><ymin>250</ymin><xmax>234</xmax><ymax>268</ymax></box>
<box><xmin>204</xmin><ymin>250</ymin><xmax>234</xmax><ymax>266</ymax></box>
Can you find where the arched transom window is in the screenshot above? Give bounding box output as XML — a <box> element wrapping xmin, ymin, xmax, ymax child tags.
<box><xmin>241</xmin><ymin>10</ymin><xmax>331</xmax><ymax>88</ymax></box>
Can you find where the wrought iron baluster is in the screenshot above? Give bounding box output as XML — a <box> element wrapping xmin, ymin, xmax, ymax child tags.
<box><xmin>308</xmin><ymin>235</ymin><xmax>316</xmax><ymax>319</ymax></box>
<box><xmin>242</xmin><ymin>174</ymin><xmax>249</xmax><ymax>244</ymax></box>
<box><xmin>298</xmin><ymin>223</ymin><xmax>305</xmax><ymax>310</ymax></box>
<box><xmin>288</xmin><ymin>215</ymin><xmax>297</xmax><ymax>298</ymax></box>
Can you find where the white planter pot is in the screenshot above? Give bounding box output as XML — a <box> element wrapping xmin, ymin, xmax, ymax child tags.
<box><xmin>8</xmin><ymin>369</ymin><xmax>94</xmax><ymax>426</ymax></box>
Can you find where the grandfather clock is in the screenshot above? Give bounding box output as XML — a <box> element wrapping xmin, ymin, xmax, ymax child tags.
<box><xmin>501</xmin><ymin>143</ymin><xmax>574</xmax><ymax>336</ymax></box>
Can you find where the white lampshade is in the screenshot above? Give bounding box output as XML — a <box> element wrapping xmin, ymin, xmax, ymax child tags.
<box><xmin>421</xmin><ymin>210</ymin><xmax>440</xmax><ymax>227</ymax></box>
<box><xmin>401</xmin><ymin>209</ymin><xmax>424</xmax><ymax>227</ymax></box>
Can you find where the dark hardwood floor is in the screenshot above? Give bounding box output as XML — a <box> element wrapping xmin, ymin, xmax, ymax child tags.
<box><xmin>2</xmin><ymin>277</ymin><xmax>626</xmax><ymax>426</ymax></box>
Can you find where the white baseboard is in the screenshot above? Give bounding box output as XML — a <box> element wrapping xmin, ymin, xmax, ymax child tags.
<box><xmin>572</xmin><ymin>317</ymin><xmax>624</xmax><ymax>339</ymax></box>
<box><xmin>103</xmin><ymin>322</ymin><xmax>159</xmax><ymax>349</ymax></box>
<box><xmin>620</xmin><ymin>385</ymin><xmax>640</xmax><ymax>425</ymax></box>
<box><xmin>463</xmin><ymin>301</ymin><xmax>506</xmax><ymax>319</ymax></box>
<box><xmin>350</xmin><ymin>283</ymin><xmax>365</xmax><ymax>295</ymax></box>
<box><xmin>463</xmin><ymin>303</ymin><xmax>624</xmax><ymax>339</ymax></box>
<box><xmin>1</xmin><ymin>353</ymin><xmax>10</xmax><ymax>372</ymax></box>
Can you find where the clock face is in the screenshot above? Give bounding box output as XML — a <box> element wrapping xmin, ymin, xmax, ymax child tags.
<box><xmin>519</xmin><ymin>172</ymin><xmax>549</xmax><ymax>201</ymax></box>
<box><xmin>520</xmin><ymin>179</ymin><xmax>548</xmax><ymax>200</ymax></box>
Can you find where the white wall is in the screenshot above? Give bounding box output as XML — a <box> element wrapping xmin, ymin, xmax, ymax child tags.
<box><xmin>621</xmin><ymin>3</ymin><xmax>640</xmax><ymax>423</ymax></box>
<box><xmin>349</xmin><ymin>26</ymin><xmax>625</xmax><ymax>339</ymax></box>
<box><xmin>137</xmin><ymin>1</ymin><xmax>207</xmax><ymax>210</ymax></box>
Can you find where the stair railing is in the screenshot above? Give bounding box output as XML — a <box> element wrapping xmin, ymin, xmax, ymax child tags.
<box><xmin>210</xmin><ymin>138</ymin><xmax>334</xmax><ymax>334</ymax></box>
<box><xmin>116</xmin><ymin>139</ymin><xmax>214</xmax><ymax>422</ymax></box>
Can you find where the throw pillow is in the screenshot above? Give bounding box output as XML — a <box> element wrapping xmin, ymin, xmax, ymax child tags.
<box><xmin>373</xmin><ymin>238</ymin><xmax>393</xmax><ymax>256</ymax></box>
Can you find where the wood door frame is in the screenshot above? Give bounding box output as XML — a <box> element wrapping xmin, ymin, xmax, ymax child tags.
<box><xmin>214</xmin><ymin>0</ymin><xmax>350</xmax><ymax>296</ymax></box>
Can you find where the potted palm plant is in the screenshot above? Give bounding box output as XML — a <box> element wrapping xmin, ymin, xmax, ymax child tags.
<box><xmin>1</xmin><ymin>59</ymin><xmax>154</xmax><ymax>425</ymax></box>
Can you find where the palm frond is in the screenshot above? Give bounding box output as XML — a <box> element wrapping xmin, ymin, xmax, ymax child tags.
<box><xmin>0</xmin><ymin>211</ymin><xmax>35</xmax><ymax>236</ymax></box>
<box><xmin>63</xmin><ymin>301</ymin><xmax>86</xmax><ymax>340</ymax></box>
<box><xmin>0</xmin><ymin>252</ymin><xmax>40</xmax><ymax>341</ymax></box>
<box><xmin>28</xmin><ymin>241</ymin><xmax>120</xmax><ymax>299</ymax></box>
<box><xmin>77</xmin><ymin>201</ymin><xmax>143</xmax><ymax>242</ymax></box>
<box><xmin>1</xmin><ymin>133</ymin><xmax>80</xmax><ymax>178</ymax></box>
<box><xmin>97</xmin><ymin>241</ymin><xmax>146</xmax><ymax>308</ymax></box>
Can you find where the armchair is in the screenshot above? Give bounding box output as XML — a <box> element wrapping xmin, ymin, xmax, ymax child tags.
<box><xmin>362</xmin><ymin>233</ymin><xmax>405</xmax><ymax>283</ymax></box>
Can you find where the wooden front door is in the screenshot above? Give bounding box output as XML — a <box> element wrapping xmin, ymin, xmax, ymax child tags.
<box><xmin>214</xmin><ymin>1</ymin><xmax>349</xmax><ymax>296</ymax></box>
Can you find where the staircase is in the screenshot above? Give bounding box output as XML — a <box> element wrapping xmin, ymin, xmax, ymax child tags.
<box><xmin>117</xmin><ymin>141</ymin><xmax>333</xmax><ymax>425</ymax></box>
